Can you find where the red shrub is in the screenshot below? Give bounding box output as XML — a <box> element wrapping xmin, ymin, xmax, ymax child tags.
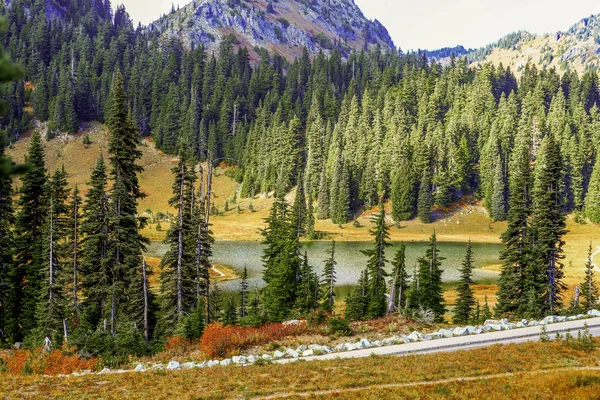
<box><xmin>0</xmin><ymin>346</ymin><xmax>99</xmax><ymax>375</ymax></box>
<box><xmin>162</xmin><ymin>336</ymin><xmax>196</xmax><ymax>358</ymax></box>
<box><xmin>199</xmin><ymin>322</ymin><xmax>308</xmax><ymax>358</ymax></box>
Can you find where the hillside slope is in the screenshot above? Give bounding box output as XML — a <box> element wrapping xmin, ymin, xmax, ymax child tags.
<box><xmin>428</xmin><ymin>14</ymin><xmax>600</xmax><ymax>76</ymax></box>
<box><xmin>149</xmin><ymin>0</ymin><xmax>395</xmax><ymax>60</ymax></box>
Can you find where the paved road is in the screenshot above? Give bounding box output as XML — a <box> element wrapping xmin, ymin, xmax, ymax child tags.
<box><xmin>278</xmin><ymin>317</ymin><xmax>600</xmax><ymax>364</ymax></box>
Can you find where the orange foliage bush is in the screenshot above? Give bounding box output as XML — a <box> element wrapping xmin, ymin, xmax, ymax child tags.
<box><xmin>0</xmin><ymin>346</ymin><xmax>99</xmax><ymax>375</ymax></box>
<box><xmin>199</xmin><ymin>322</ymin><xmax>309</xmax><ymax>358</ymax></box>
<box><xmin>162</xmin><ymin>336</ymin><xmax>196</xmax><ymax>358</ymax></box>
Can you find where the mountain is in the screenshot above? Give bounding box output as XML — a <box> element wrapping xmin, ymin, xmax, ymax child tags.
<box><xmin>427</xmin><ymin>14</ymin><xmax>600</xmax><ymax>75</ymax></box>
<box><xmin>148</xmin><ymin>0</ymin><xmax>395</xmax><ymax>60</ymax></box>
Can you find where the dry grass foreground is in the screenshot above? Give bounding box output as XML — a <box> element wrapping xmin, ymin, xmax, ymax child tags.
<box><xmin>1</xmin><ymin>340</ymin><xmax>599</xmax><ymax>399</ymax></box>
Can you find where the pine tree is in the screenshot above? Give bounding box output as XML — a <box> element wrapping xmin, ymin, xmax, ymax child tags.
<box><xmin>320</xmin><ymin>241</ymin><xmax>337</xmax><ymax>313</ymax></box>
<box><xmin>295</xmin><ymin>251</ymin><xmax>318</xmax><ymax>313</ymax></box>
<box><xmin>261</xmin><ymin>196</ymin><xmax>300</xmax><ymax>321</ymax></box>
<box><xmin>317</xmin><ymin>169</ymin><xmax>330</xmax><ymax>220</ymax></box>
<box><xmin>66</xmin><ymin>185</ymin><xmax>82</xmax><ymax>316</ymax></box>
<box><xmin>391</xmin><ymin>161</ymin><xmax>415</xmax><ymax>221</ymax></box>
<box><xmin>34</xmin><ymin>167</ymin><xmax>69</xmax><ymax>345</ymax></box>
<box><xmin>495</xmin><ymin>138</ymin><xmax>531</xmax><ymax>318</ymax></box>
<box><xmin>223</xmin><ymin>296</ymin><xmax>238</xmax><ymax>325</ymax></box>
<box><xmin>490</xmin><ymin>155</ymin><xmax>507</xmax><ymax>221</ymax></box>
<box><xmin>330</xmin><ymin>152</ymin><xmax>350</xmax><ymax>225</ymax></box>
<box><xmin>182</xmin><ymin>297</ymin><xmax>205</xmax><ymax>340</ymax></box>
<box><xmin>80</xmin><ymin>156</ymin><xmax>111</xmax><ymax>331</ymax></box>
<box><xmin>416</xmin><ymin>231</ymin><xmax>446</xmax><ymax>322</ymax></box>
<box><xmin>106</xmin><ymin>70</ymin><xmax>148</xmax><ymax>336</ymax></box>
<box><xmin>453</xmin><ymin>241</ymin><xmax>476</xmax><ymax>325</ymax></box>
<box><xmin>528</xmin><ymin>133</ymin><xmax>567</xmax><ymax>317</ymax></box>
<box><xmin>239</xmin><ymin>266</ymin><xmax>248</xmax><ymax>319</ymax></box>
<box><xmin>580</xmin><ymin>243</ymin><xmax>599</xmax><ymax>311</ymax></box>
<box><xmin>10</xmin><ymin>130</ymin><xmax>47</xmax><ymax>340</ymax></box>
<box><xmin>159</xmin><ymin>151</ymin><xmax>196</xmax><ymax>333</ymax></box>
<box><xmin>361</xmin><ymin>204</ymin><xmax>390</xmax><ymax>319</ymax></box>
<box><xmin>585</xmin><ymin>155</ymin><xmax>600</xmax><ymax>223</ymax></box>
<box><xmin>0</xmin><ymin>132</ymin><xmax>14</xmax><ymax>343</ymax></box>
<box><xmin>305</xmin><ymin>195</ymin><xmax>316</xmax><ymax>239</ymax></box>
<box><xmin>33</xmin><ymin>66</ymin><xmax>49</xmax><ymax>121</ymax></box>
<box><xmin>345</xmin><ymin>269</ymin><xmax>369</xmax><ymax>321</ymax></box>
<box><xmin>417</xmin><ymin>167</ymin><xmax>433</xmax><ymax>223</ymax></box>
<box><xmin>388</xmin><ymin>244</ymin><xmax>409</xmax><ymax>313</ymax></box>
<box><xmin>208</xmin><ymin>281</ymin><xmax>222</xmax><ymax>323</ymax></box>
<box><xmin>481</xmin><ymin>295</ymin><xmax>492</xmax><ymax>322</ymax></box>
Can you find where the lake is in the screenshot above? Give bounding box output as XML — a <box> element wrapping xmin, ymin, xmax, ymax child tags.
<box><xmin>146</xmin><ymin>240</ymin><xmax>503</xmax><ymax>298</ymax></box>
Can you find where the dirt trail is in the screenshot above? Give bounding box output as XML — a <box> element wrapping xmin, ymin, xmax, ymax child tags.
<box><xmin>255</xmin><ymin>366</ymin><xmax>600</xmax><ymax>399</ymax></box>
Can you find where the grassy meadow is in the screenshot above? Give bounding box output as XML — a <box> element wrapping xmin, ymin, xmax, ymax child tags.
<box><xmin>1</xmin><ymin>340</ymin><xmax>600</xmax><ymax>399</ymax></box>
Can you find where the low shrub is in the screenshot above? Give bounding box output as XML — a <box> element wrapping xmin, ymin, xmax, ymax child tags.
<box><xmin>0</xmin><ymin>346</ymin><xmax>99</xmax><ymax>375</ymax></box>
<box><xmin>161</xmin><ymin>336</ymin><xmax>196</xmax><ymax>359</ymax></box>
<box><xmin>199</xmin><ymin>322</ymin><xmax>309</xmax><ymax>358</ymax></box>
<box><xmin>329</xmin><ymin>318</ymin><xmax>353</xmax><ymax>336</ymax></box>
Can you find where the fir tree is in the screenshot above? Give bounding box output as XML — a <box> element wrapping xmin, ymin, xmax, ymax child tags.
<box><xmin>388</xmin><ymin>244</ymin><xmax>410</xmax><ymax>313</ymax></box>
<box><xmin>320</xmin><ymin>241</ymin><xmax>337</xmax><ymax>313</ymax></box>
<box><xmin>317</xmin><ymin>169</ymin><xmax>330</xmax><ymax>220</ymax></box>
<box><xmin>159</xmin><ymin>151</ymin><xmax>196</xmax><ymax>332</ymax></box>
<box><xmin>239</xmin><ymin>266</ymin><xmax>248</xmax><ymax>318</ymax></box>
<box><xmin>223</xmin><ymin>296</ymin><xmax>238</xmax><ymax>326</ymax></box>
<box><xmin>417</xmin><ymin>167</ymin><xmax>433</xmax><ymax>223</ymax></box>
<box><xmin>580</xmin><ymin>243</ymin><xmax>599</xmax><ymax>311</ymax></box>
<box><xmin>495</xmin><ymin>138</ymin><xmax>531</xmax><ymax>318</ymax></box>
<box><xmin>528</xmin><ymin>133</ymin><xmax>567</xmax><ymax>317</ymax></box>
<box><xmin>0</xmin><ymin>132</ymin><xmax>14</xmax><ymax>343</ymax></box>
<box><xmin>80</xmin><ymin>156</ymin><xmax>111</xmax><ymax>331</ymax></box>
<box><xmin>261</xmin><ymin>196</ymin><xmax>300</xmax><ymax>321</ymax></box>
<box><xmin>585</xmin><ymin>155</ymin><xmax>600</xmax><ymax>223</ymax></box>
<box><xmin>391</xmin><ymin>161</ymin><xmax>415</xmax><ymax>221</ymax></box>
<box><xmin>295</xmin><ymin>251</ymin><xmax>317</xmax><ymax>313</ymax></box>
<box><xmin>490</xmin><ymin>155</ymin><xmax>507</xmax><ymax>221</ymax></box>
<box><xmin>10</xmin><ymin>130</ymin><xmax>47</xmax><ymax>340</ymax></box>
<box><xmin>66</xmin><ymin>185</ymin><xmax>82</xmax><ymax>316</ymax></box>
<box><xmin>361</xmin><ymin>205</ymin><xmax>390</xmax><ymax>319</ymax></box>
<box><xmin>345</xmin><ymin>269</ymin><xmax>369</xmax><ymax>321</ymax></box>
<box><xmin>34</xmin><ymin>167</ymin><xmax>69</xmax><ymax>345</ymax></box>
<box><xmin>453</xmin><ymin>241</ymin><xmax>476</xmax><ymax>325</ymax></box>
<box><xmin>107</xmin><ymin>70</ymin><xmax>148</xmax><ymax>336</ymax></box>
<box><xmin>416</xmin><ymin>231</ymin><xmax>446</xmax><ymax>322</ymax></box>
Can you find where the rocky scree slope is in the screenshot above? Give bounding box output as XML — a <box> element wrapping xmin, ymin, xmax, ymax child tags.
<box><xmin>149</xmin><ymin>0</ymin><xmax>395</xmax><ymax>60</ymax></box>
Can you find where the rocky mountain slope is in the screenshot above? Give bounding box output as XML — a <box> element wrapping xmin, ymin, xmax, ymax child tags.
<box><xmin>428</xmin><ymin>14</ymin><xmax>600</xmax><ymax>75</ymax></box>
<box><xmin>149</xmin><ymin>0</ymin><xmax>395</xmax><ymax>60</ymax></box>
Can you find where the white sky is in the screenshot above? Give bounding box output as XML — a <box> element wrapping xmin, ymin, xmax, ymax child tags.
<box><xmin>116</xmin><ymin>0</ymin><xmax>600</xmax><ymax>51</ymax></box>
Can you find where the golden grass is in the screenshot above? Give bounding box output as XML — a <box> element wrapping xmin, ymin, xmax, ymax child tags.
<box><xmin>1</xmin><ymin>341</ymin><xmax>599</xmax><ymax>399</ymax></box>
<box><xmin>297</xmin><ymin>369</ymin><xmax>600</xmax><ymax>399</ymax></box>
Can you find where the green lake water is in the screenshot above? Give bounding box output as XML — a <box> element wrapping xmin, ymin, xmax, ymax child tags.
<box><xmin>146</xmin><ymin>241</ymin><xmax>503</xmax><ymax>299</ymax></box>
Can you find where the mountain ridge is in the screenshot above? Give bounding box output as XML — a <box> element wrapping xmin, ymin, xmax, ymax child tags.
<box><xmin>148</xmin><ymin>0</ymin><xmax>395</xmax><ymax>60</ymax></box>
<box><xmin>426</xmin><ymin>13</ymin><xmax>600</xmax><ymax>75</ymax></box>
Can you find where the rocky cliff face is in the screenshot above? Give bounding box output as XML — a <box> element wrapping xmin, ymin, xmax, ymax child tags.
<box><xmin>149</xmin><ymin>0</ymin><xmax>395</xmax><ymax>60</ymax></box>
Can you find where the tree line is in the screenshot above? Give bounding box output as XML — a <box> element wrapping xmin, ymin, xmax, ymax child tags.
<box><xmin>3</xmin><ymin>1</ymin><xmax>600</xmax><ymax>226</ymax></box>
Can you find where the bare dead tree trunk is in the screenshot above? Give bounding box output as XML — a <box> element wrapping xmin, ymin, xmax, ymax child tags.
<box><xmin>72</xmin><ymin>193</ymin><xmax>79</xmax><ymax>312</ymax></box>
<box><xmin>205</xmin><ymin>156</ymin><xmax>214</xmax><ymax>323</ymax></box>
<box><xmin>177</xmin><ymin>161</ymin><xmax>185</xmax><ymax>319</ymax></box>
<box><xmin>195</xmin><ymin>165</ymin><xmax>205</xmax><ymax>305</ymax></box>
<box><xmin>142</xmin><ymin>258</ymin><xmax>149</xmax><ymax>345</ymax></box>
<box><xmin>49</xmin><ymin>197</ymin><xmax>54</xmax><ymax>302</ymax></box>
